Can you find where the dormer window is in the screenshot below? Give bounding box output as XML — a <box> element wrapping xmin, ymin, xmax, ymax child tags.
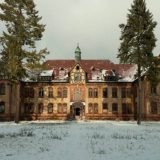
<box><xmin>76</xmin><ymin>66</ymin><xmax>80</xmax><ymax>70</ymax></box>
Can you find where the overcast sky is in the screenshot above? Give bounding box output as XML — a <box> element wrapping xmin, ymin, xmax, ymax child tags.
<box><xmin>30</xmin><ymin>1</ymin><xmax>160</xmax><ymax>62</ymax></box>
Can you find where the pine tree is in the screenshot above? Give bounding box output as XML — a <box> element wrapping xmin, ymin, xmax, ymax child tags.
<box><xmin>117</xmin><ymin>0</ymin><xmax>157</xmax><ymax>124</ymax></box>
<box><xmin>0</xmin><ymin>0</ymin><xmax>48</xmax><ymax>123</ymax></box>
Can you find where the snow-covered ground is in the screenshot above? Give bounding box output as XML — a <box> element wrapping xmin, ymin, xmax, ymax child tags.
<box><xmin>0</xmin><ymin>121</ymin><xmax>160</xmax><ymax>160</ymax></box>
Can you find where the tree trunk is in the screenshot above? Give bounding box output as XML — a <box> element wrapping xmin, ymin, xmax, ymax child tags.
<box><xmin>12</xmin><ymin>83</ymin><xmax>20</xmax><ymax>123</ymax></box>
<box><xmin>137</xmin><ymin>65</ymin><xmax>142</xmax><ymax>125</ymax></box>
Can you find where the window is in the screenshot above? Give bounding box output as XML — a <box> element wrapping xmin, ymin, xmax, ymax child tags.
<box><xmin>88</xmin><ymin>103</ymin><xmax>93</xmax><ymax>113</ymax></box>
<box><xmin>57</xmin><ymin>87</ymin><xmax>62</xmax><ymax>98</ymax></box>
<box><xmin>94</xmin><ymin>103</ymin><xmax>98</xmax><ymax>114</ymax></box>
<box><xmin>24</xmin><ymin>103</ymin><xmax>34</xmax><ymax>114</ymax></box>
<box><xmin>58</xmin><ymin>103</ymin><xmax>67</xmax><ymax>114</ymax></box>
<box><xmin>74</xmin><ymin>88</ymin><xmax>82</xmax><ymax>101</ymax></box>
<box><xmin>0</xmin><ymin>83</ymin><xmax>5</xmax><ymax>95</ymax></box>
<box><xmin>103</xmin><ymin>103</ymin><xmax>108</xmax><ymax>113</ymax></box>
<box><xmin>112</xmin><ymin>88</ymin><xmax>117</xmax><ymax>98</ymax></box>
<box><xmin>57</xmin><ymin>87</ymin><xmax>67</xmax><ymax>98</ymax></box>
<box><xmin>0</xmin><ymin>102</ymin><xmax>5</xmax><ymax>114</ymax></box>
<box><xmin>122</xmin><ymin>103</ymin><xmax>132</xmax><ymax>114</ymax></box>
<box><xmin>121</xmin><ymin>88</ymin><xmax>131</xmax><ymax>98</ymax></box>
<box><xmin>24</xmin><ymin>87</ymin><xmax>34</xmax><ymax>98</ymax></box>
<box><xmin>94</xmin><ymin>88</ymin><xmax>98</xmax><ymax>98</ymax></box>
<box><xmin>63</xmin><ymin>87</ymin><xmax>68</xmax><ymax>98</ymax></box>
<box><xmin>88</xmin><ymin>88</ymin><xmax>93</xmax><ymax>98</ymax></box>
<box><xmin>103</xmin><ymin>88</ymin><xmax>108</xmax><ymax>98</ymax></box>
<box><xmin>48</xmin><ymin>103</ymin><xmax>53</xmax><ymax>114</ymax></box>
<box><xmin>39</xmin><ymin>87</ymin><xmax>44</xmax><ymax>98</ymax></box>
<box><xmin>48</xmin><ymin>87</ymin><xmax>53</xmax><ymax>98</ymax></box>
<box><xmin>151</xmin><ymin>102</ymin><xmax>158</xmax><ymax>114</ymax></box>
<box><xmin>74</xmin><ymin>73</ymin><xmax>81</xmax><ymax>81</ymax></box>
<box><xmin>38</xmin><ymin>103</ymin><xmax>44</xmax><ymax>114</ymax></box>
<box><xmin>112</xmin><ymin>103</ymin><xmax>118</xmax><ymax>113</ymax></box>
<box><xmin>88</xmin><ymin>88</ymin><xmax>98</xmax><ymax>98</ymax></box>
<box><xmin>88</xmin><ymin>103</ymin><xmax>98</xmax><ymax>114</ymax></box>
<box><xmin>151</xmin><ymin>84</ymin><xmax>157</xmax><ymax>94</ymax></box>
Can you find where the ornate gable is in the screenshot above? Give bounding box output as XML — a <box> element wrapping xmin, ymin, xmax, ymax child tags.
<box><xmin>70</xmin><ymin>63</ymin><xmax>86</xmax><ymax>84</ymax></box>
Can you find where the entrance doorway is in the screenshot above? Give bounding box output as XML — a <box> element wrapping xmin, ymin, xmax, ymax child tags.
<box><xmin>70</xmin><ymin>102</ymin><xmax>85</xmax><ymax>120</ymax></box>
<box><xmin>75</xmin><ymin>107</ymin><xmax>80</xmax><ymax>116</ymax></box>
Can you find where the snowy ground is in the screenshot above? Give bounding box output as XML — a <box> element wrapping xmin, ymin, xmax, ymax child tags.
<box><xmin>0</xmin><ymin>121</ymin><xmax>160</xmax><ymax>160</ymax></box>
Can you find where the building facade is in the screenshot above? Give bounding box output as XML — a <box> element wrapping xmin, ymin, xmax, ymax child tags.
<box><xmin>0</xmin><ymin>46</ymin><xmax>160</xmax><ymax>121</ymax></box>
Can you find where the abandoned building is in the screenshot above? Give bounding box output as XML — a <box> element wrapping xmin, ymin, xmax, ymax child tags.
<box><xmin>0</xmin><ymin>46</ymin><xmax>160</xmax><ymax>121</ymax></box>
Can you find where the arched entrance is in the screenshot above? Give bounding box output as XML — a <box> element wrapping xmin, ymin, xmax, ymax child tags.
<box><xmin>70</xmin><ymin>102</ymin><xmax>85</xmax><ymax>120</ymax></box>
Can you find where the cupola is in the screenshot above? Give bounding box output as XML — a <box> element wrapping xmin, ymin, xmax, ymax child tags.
<box><xmin>75</xmin><ymin>44</ymin><xmax>81</xmax><ymax>62</ymax></box>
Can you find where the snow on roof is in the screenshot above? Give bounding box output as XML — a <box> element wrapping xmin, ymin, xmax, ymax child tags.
<box><xmin>119</xmin><ymin>65</ymin><xmax>137</xmax><ymax>82</ymax></box>
<box><xmin>40</xmin><ymin>70</ymin><xmax>53</xmax><ymax>76</ymax></box>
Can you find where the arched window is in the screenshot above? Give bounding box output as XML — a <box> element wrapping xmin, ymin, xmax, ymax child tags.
<box><xmin>0</xmin><ymin>102</ymin><xmax>5</xmax><ymax>114</ymax></box>
<box><xmin>0</xmin><ymin>83</ymin><xmax>5</xmax><ymax>95</ymax></box>
<box><xmin>94</xmin><ymin>88</ymin><xmax>98</xmax><ymax>98</ymax></box>
<box><xmin>39</xmin><ymin>87</ymin><xmax>44</xmax><ymax>98</ymax></box>
<box><xmin>63</xmin><ymin>87</ymin><xmax>68</xmax><ymax>98</ymax></box>
<box><xmin>38</xmin><ymin>103</ymin><xmax>44</xmax><ymax>114</ymax></box>
<box><xmin>48</xmin><ymin>87</ymin><xmax>53</xmax><ymax>98</ymax></box>
<box><xmin>94</xmin><ymin>103</ymin><xmax>98</xmax><ymax>114</ymax></box>
<box><xmin>57</xmin><ymin>103</ymin><xmax>67</xmax><ymax>113</ymax></box>
<box><xmin>88</xmin><ymin>88</ymin><xmax>93</xmax><ymax>98</ymax></box>
<box><xmin>88</xmin><ymin>103</ymin><xmax>93</xmax><ymax>113</ymax></box>
<box><xmin>57</xmin><ymin>87</ymin><xmax>62</xmax><ymax>98</ymax></box>
<box><xmin>48</xmin><ymin>103</ymin><xmax>53</xmax><ymax>114</ymax></box>
<box><xmin>58</xmin><ymin>103</ymin><xmax>62</xmax><ymax>113</ymax></box>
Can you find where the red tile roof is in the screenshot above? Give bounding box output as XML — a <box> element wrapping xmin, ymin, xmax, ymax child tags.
<box><xmin>43</xmin><ymin>59</ymin><xmax>133</xmax><ymax>80</ymax></box>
